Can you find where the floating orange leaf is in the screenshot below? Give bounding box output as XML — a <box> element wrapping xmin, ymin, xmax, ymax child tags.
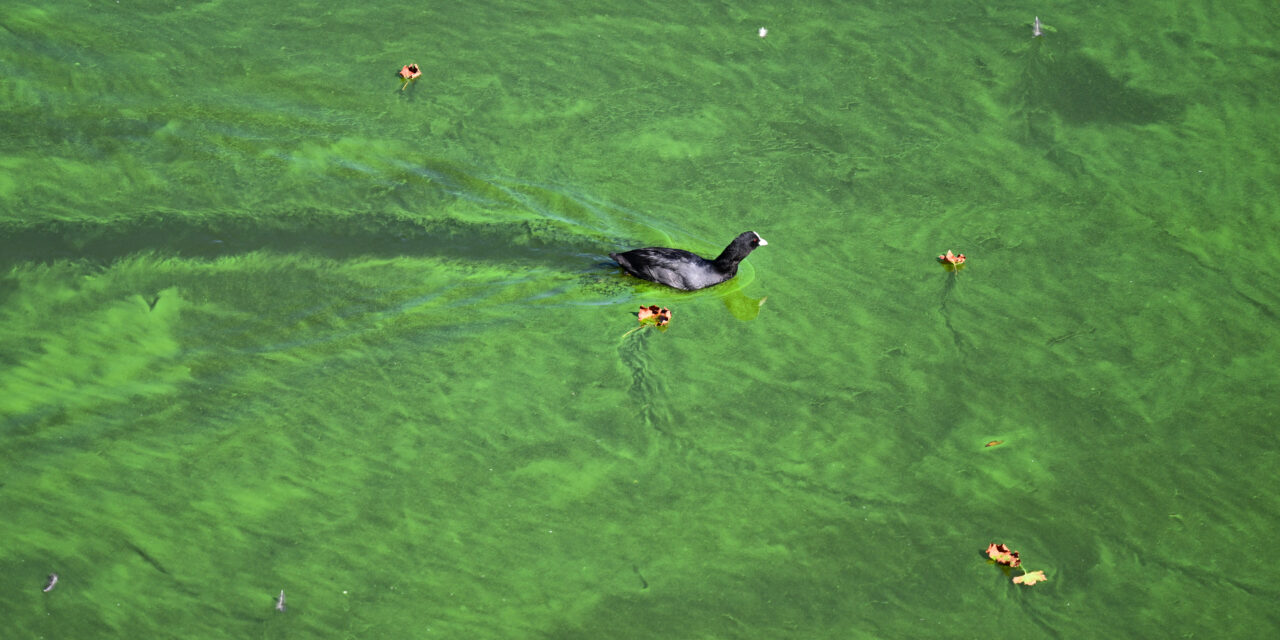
<box><xmin>398</xmin><ymin>63</ymin><xmax>423</xmax><ymax>91</ymax></box>
<box><xmin>1013</xmin><ymin>570</ymin><xmax>1048</xmax><ymax>586</ymax></box>
<box><xmin>984</xmin><ymin>440</ymin><xmax>1004</xmax><ymax>447</ymax></box>
<box><xmin>624</xmin><ymin>305</ymin><xmax>672</xmax><ymax>337</ymax></box>
<box><xmin>636</xmin><ymin>305</ymin><xmax>671</xmax><ymax>327</ymax></box>
<box><xmin>985</xmin><ymin>543</ymin><xmax>1021</xmax><ymax>568</ymax></box>
<box><xmin>398</xmin><ymin>63</ymin><xmax>422</xmax><ymax>80</ymax></box>
<box><xmin>937</xmin><ymin>250</ymin><xmax>967</xmax><ymax>272</ymax></box>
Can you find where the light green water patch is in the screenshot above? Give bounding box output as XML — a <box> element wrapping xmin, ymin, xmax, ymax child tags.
<box><xmin>4</xmin><ymin>0</ymin><xmax>1280</xmax><ymax>637</ymax></box>
<box><xmin>0</xmin><ymin>267</ymin><xmax>188</xmax><ymax>424</ymax></box>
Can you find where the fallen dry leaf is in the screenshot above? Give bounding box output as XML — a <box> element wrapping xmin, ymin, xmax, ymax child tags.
<box><xmin>985</xmin><ymin>543</ymin><xmax>1021</xmax><ymax>568</ymax></box>
<box><xmin>1013</xmin><ymin>570</ymin><xmax>1048</xmax><ymax>586</ymax></box>
<box><xmin>636</xmin><ymin>305</ymin><xmax>671</xmax><ymax>326</ymax></box>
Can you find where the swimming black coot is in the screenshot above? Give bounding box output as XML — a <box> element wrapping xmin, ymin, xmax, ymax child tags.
<box><xmin>609</xmin><ymin>231</ymin><xmax>768</xmax><ymax>291</ymax></box>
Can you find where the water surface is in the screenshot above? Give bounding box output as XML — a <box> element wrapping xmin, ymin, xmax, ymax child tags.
<box><xmin>3</xmin><ymin>1</ymin><xmax>1278</xmax><ymax>637</ymax></box>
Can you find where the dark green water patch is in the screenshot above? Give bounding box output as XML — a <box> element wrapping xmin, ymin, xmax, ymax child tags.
<box><xmin>1046</xmin><ymin>52</ymin><xmax>1182</xmax><ymax>125</ymax></box>
<box><xmin>0</xmin><ymin>211</ymin><xmax>622</xmax><ymax>269</ymax></box>
<box><xmin>1007</xmin><ymin>36</ymin><xmax>1182</xmax><ymax>129</ymax></box>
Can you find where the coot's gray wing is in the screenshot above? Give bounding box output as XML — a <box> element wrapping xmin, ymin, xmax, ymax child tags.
<box><xmin>610</xmin><ymin>248</ymin><xmax>713</xmax><ymax>290</ymax></box>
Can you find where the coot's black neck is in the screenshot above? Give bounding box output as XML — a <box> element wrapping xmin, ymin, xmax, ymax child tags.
<box><xmin>714</xmin><ymin>241</ymin><xmax>752</xmax><ymax>269</ymax></box>
<box><xmin>713</xmin><ymin>249</ymin><xmax>743</xmax><ymax>271</ymax></box>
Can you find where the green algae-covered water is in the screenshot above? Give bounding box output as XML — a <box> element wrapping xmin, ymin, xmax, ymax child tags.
<box><xmin>3</xmin><ymin>1</ymin><xmax>1278</xmax><ymax>637</ymax></box>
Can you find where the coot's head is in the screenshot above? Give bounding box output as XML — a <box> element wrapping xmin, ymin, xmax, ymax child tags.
<box><xmin>742</xmin><ymin>231</ymin><xmax>767</xmax><ymax>248</ymax></box>
<box><xmin>715</xmin><ymin>231</ymin><xmax>768</xmax><ymax>264</ymax></box>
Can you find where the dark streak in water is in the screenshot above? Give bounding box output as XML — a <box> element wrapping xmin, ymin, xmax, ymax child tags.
<box><xmin>938</xmin><ymin>271</ymin><xmax>969</xmax><ymax>352</ymax></box>
<box><xmin>0</xmin><ymin>212</ymin><xmax>621</xmax><ymax>270</ymax></box>
<box><xmin>1047</xmin><ymin>325</ymin><xmax>1095</xmax><ymax>346</ymax></box>
<box><xmin>124</xmin><ymin>540</ymin><xmax>171</xmax><ymax>575</ymax></box>
<box><xmin>632</xmin><ymin>564</ymin><xmax>648</xmax><ymax>590</ymax></box>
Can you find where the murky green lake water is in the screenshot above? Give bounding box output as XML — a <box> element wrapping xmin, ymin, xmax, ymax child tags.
<box><xmin>3</xmin><ymin>1</ymin><xmax>1278</xmax><ymax>637</ymax></box>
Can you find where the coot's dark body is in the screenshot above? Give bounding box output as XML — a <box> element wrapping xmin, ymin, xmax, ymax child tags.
<box><xmin>609</xmin><ymin>231</ymin><xmax>767</xmax><ymax>291</ymax></box>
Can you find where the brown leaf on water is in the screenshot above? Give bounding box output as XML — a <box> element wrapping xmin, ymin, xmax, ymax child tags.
<box><xmin>1013</xmin><ymin>570</ymin><xmax>1048</xmax><ymax>586</ymax></box>
<box><xmin>985</xmin><ymin>543</ymin><xmax>1021</xmax><ymax>568</ymax></box>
